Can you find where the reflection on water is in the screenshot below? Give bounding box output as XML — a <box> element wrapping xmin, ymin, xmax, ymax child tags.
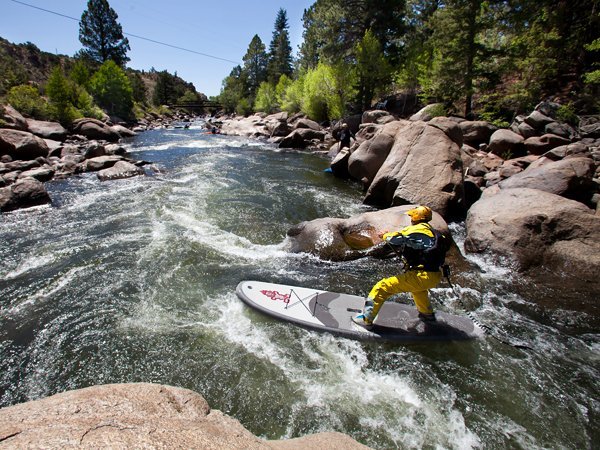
<box><xmin>0</xmin><ymin>124</ymin><xmax>597</xmax><ymax>449</ymax></box>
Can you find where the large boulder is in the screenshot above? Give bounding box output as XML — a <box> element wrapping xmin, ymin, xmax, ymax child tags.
<box><xmin>1</xmin><ymin>104</ymin><xmax>28</xmax><ymax>130</ymax></box>
<box><xmin>429</xmin><ymin>116</ymin><xmax>464</xmax><ymax>147</ymax></box>
<box><xmin>498</xmin><ymin>157</ymin><xmax>596</xmax><ymax>203</ymax></box>
<box><xmin>0</xmin><ymin>177</ymin><xmax>51</xmax><ymax>212</ymax></box>
<box><xmin>279</xmin><ymin>128</ymin><xmax>326</xmax><ymax>149</ymax></box>
<box><xmin>220</xmin><ymin>115</ymin><xmax>270</xmax><ymax>137</ymax></box>
<box><xmin>363</xmin><ymin>121</ymin><xmax>464</xmax><ymax>218</ymax></box>
<box><xmin>26</xmin><ymin>119</ymin><xmax>68</xmax><ymax>141</ymax></box>
<box><xmin>286</xmin><ymin>205</ymin><xmax>449</xmax><ymax>261</ymax></box>
<box><xmin>71</xmin><ymin>118</ymin><xmax>121</xmax><ymax>142</ymax></box>
<box><xmin>293</xmin><ymin>118</ymin><xmax>321</xmax><ymax>131</ymax></box>
<box><xmin>82</xmin><ymin>155</ymin><xmax>125</xmax><ymax>172</ymax></box>
<box><xmin>459</xmin><ymin>120</ymin><xmax>497</xmax><ymax>146</ymax></box>
<box><xmin>0</xmin><ymin>129</ymin><xmax>50</xmax><ymax>160</ymax></box>
<box><xmin>348</xmin><ymin>121</ymin><xmax>404</xmax><ymax>186</ymax></box>
<box><xmin>110</xmin><ymin>124</ymin><xmax>137</xmax><ymax>138</ymax></box>
<box><xmin>487</xmin><ymin>129</ymin><xmax>525</xmax><ymax>157</ymax></box>
<box><xmin>97</xmin><ymin>160</ymin><xmax>144</xmax><ymax>181</ymax></box>
<box><xmin>465</xmin><ymin>188</ymin><xmax>600</xmax><ymax>284</ymax></box>
<box><xmin>0</xmin><ymin>383</ymin><xmax>368</xmax><ymax>449</ymax></box>
<box><xmin>523</xmin><ymin>133</ymin><xmax>571</xmax><ymax>155</ymax></box>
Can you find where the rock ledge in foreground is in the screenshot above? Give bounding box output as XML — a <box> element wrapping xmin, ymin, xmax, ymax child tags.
<box><xmin>0</xmin><ymin>383</ymin><xmax>370</xmax><ymax>450</ymax></box>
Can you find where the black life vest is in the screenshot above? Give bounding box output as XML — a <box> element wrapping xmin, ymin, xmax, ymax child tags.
<box><xmin>387</xmin><ymin>224</ymin><xmax>448</xmax><ymax>271</ymax></box>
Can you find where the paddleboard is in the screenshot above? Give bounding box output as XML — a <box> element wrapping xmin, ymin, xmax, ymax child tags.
<box><xmin>236</xmin><ymin>280</ymin><xmax>484</xmax><ymax>343</ymax></box>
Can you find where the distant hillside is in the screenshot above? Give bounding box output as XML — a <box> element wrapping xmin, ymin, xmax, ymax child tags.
<box><xmin>0</xmin><ymin>36</ymin><xmax>205</xmax><ymax>103</ymax></box>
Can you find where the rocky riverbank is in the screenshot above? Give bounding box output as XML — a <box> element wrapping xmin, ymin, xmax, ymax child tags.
<box><xmin>216</xmin><ymin>103</ymin><xmax>600</xmax><ymax>301</ymax></box>
<box><xmin>0</xmin><ymin>105</ymin><xmax>197</xmax><ymax>212</ymax></box>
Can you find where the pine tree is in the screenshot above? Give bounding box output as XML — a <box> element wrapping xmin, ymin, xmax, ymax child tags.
<box><xmin>79</xmin><ymin>0</ymin><xmax>130</xmax><ymax>67</ymax></box>
<box><xmin>267</xmin><ymin>9</ymin><xmax>293</xmax><ymax>83</ymax></box>
<box><xmin>242</xmin><ymin>35</ymin><xmax>268</xmax><ymax>100</ymax></box>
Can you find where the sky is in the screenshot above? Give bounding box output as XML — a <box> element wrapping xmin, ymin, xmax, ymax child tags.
<box><xmin>1</xmin><ymin>0</ymin><xmax>315</xmax><ymax>97</ymax></box>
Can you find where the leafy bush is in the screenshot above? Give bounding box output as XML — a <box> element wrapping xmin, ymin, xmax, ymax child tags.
<box><xmin>6</xmin><ymin>84</ymin><xmax>51</xmax><ymax>119</ymax></box>
<box><xmin>235</xmin><ymin>97</ymin><xmax>253</xmax><ymax>116</ymax></box>
<box><xmin>279</xmin><ymin>75</ymin><xmax>303</xmax><ymax>114</ymax></box>
<box><xmin>555</xmin><ymin>103</ymin><xmax>579</xmax><ymax>126</ymax></box>
<box><xmin>254</xmin><ymin>81</ymin><xmax>278</xmax><ymax>113</ymax></box>
<box><xmin>302</xmin><ymin>63</ymin><xmax>347</xmax><ymax>121</ymax></box>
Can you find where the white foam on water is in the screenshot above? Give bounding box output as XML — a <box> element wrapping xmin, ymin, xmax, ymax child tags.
<box><xmin>3</xmin><ymin>265</ymin><xmax>90</xmax><ymax>317</ymax></box>
<box><xmin>3</xmin><ymin>253</ymin><xmax>56</xmax><ymax>280</ymax></box>
<box><xmin>162</xmin><ymin>208</ymin><xmax>289</xmax><ymax>262</ymax></box>
<box><xmin>210</xmin><ymin>292</ymin><xmax>481</xmax><ymax>448</ymax></box>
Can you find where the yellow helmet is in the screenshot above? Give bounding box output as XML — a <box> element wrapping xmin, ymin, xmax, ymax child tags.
<box><xmin>406</xmin><ymin>205</ymin><xmax>432</xmax><ymax>223</ymax></box>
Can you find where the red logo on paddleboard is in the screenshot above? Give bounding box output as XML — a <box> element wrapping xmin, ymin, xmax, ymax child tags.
<box><xmin>261</xmin><ymin>290</ymin><xmax>290</xmax><ymax>303</ymax></box>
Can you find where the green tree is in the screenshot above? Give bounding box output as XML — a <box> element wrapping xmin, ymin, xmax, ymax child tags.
<box><xmin>46</xmin><ymin>66</ymin><xmax>79</xmax><ymax>124</ymax></box>
<box><xmin>69</xmin><ymin>60</ymin><xmax>92</xmax><ymax>89</ymax></box>
<box><xmin>298</xmin><ymin>0</ymin><xmax>406</xmax><ymax>67</ymax></box>
<box><xmin>219</xmin><ymin>65</ymin><xmax>247</xmax><ymax>113</ymax></box>
<box><xmin>279</xmin><ymin>74</ymin><xmax>304</xmax><ymax>114</ymax></box>
<box><xmin>152</xmin><ymin>70</ymin><xmax>176</xmax><ymax>106</ymax></box>
<box><xmin>584</xmin><ymin>39</ymin><xmax>600</xmax><ymax>84</ymax></box>
<box><xmin>89</xmin><ymin>60</ymin><xmax>133</xmax><ymax>117</ymax></box>
<box><xmin>128</xmin><ymin>71</ymin><xmax>147</xmax><ymax>103</ymax></box>
<box><xmin>254</xmin><ymin>81</ymin><xmax>278</xmax><ymax>113</ymax></box>
<box><xmin>302</xmin><ymin>62</ymin><xmax>354</xmax><ymax>121</ymax></box>
<box><xmin>242</xmin><ymin>35</ymin><xmax>268</xmax><ymax>100</ymax></box>
<box><xmin>354</xmin><ymin>29</ymin><xmax>392</xmax><ymax>110</ymax></box>
<box><xmin>79</xmin><ymin>0</ymin><xmax>130</xmax><ymax>66</ymax></box>
<box><xmin>267</xmin><ymin>8</ymin><xmax>293</xmax><ymax>83</ymax></box>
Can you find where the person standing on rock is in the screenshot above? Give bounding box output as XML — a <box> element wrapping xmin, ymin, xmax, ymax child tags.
<box><xmin>352</xmin><ymin>206</ymin><xmax>448</xmax><ymax>329</ymax></box>
<box><xmin>338</xmin><ymin>123</ymin><xmax>355</xmax><ymax>151</ymax></box>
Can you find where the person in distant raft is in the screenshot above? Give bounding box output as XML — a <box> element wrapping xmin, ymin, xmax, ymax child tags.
<box><xmin>352</xmin><ymin>205</ymin><xmax>448</xmax><ymax>329</ymax></box>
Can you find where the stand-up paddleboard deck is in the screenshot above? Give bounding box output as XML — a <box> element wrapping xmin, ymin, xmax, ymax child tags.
<box><xmin>236</xmin><ymin>281</ymin><xmax>484</xmax><ymax>343</ymax></box>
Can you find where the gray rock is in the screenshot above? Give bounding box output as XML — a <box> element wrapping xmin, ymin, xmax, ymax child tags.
<box><xmin>0</xmin><ymin>104</ymin><xmax>28</xmax><ymax>130</ymax></box>
<box><xmin>26</xmin><ymin>119</ymin><xmax>68</xmax><ymax>141</ymax></box>
<box><xmin>487</xmin><ymin>129</ymin><xmax>524</xmax><ymax>157</ymax></box>
<box><xmin>459</xmin><ymin>120</ymin><xmax>497</xmax><ymax>146</ymax></box>
<box><xmin>97</xmin><ymin>160</ymin><xmax>144</xmax><ymax>181</ymax></box>
<box><xmin>409</xmin><ymin>103</ymin><xmax>443</xmax><ymax>122</ymax></box>
<box><xmin>524</xmin><ymin>134</ymin><xmax>571</xmax><ymax>155</ymax></box>
<box><xmin>18</xmin><ymin>167</ymin><xmax>55</xmax><ymax>182</ymax></box>
<box><xmin>83</xmin><ymin>155</ymin><xmax>124</xmax><ymax>172</ymax></box>
<box><xmin>110</xmin><ymin>124</ymin><xmax>137</xmax><ymax>138</ymax></box>
<box><xmin>498</xmin><ymin>157</ymin><xmax>596</xmax><ymax>203</ymax></box>
<box><xmin>465</xmin><ymin>188</ymin><xmax>600</xmax><ymax>285</ymax></box>
<box><xmin>0</xmin><ymin>177</ymin><xmax>51</xmax><ymax>212</ymax></box>
<box><xmin>294</xmin><ymin>118</ymin><xmax>321</xmax><ymax>131</ymax></box>
<box><xmin>364</xmin><ymin>121</ymin><xmax>464</xmax><ymax>217</ymax></box>
<box><xmin>0</xmin><ymin>129</ymin><xmax>50</xmax><ymax>160</ymax></box>
<box><xmin>348</xmin><ymin>122</ymin><xmax>400</xmax><ymax>187</ymax></box>
<box><xmin>429</xmin><ymin>116</ymin><xmax>464</xmax><ymax>147</ymax></box>
<box><xmin>71</xmin><ymin>118</ymin><xmax>120</xmax><ymax>142</ymax></box>
<box><xmin>525</xmin><ymin>110</ymin><xmax>554</xmax><ymax>131</ymax></box>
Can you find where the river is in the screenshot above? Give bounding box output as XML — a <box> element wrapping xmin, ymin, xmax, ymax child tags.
<box><xmin>0</xmin><ymin>123</ymin><xmax>597</xmax><ymax>449</ymax></box>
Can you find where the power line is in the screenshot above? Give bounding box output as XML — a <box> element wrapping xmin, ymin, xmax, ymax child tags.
<box><xmin>8</xmin><ymin>0</ymin><xmax>240</xmax><ymax>65</ymax></box>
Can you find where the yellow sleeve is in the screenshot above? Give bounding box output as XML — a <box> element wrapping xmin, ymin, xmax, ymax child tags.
<box><xmin>382</xmin><ymin>231</ymin><xmax>400</xmax><ymax>240</ymax></box>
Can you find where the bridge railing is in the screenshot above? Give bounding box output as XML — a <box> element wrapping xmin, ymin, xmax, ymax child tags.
<box><xmin>167</xmin><ymin>101</ymin><xmax>223</xmax><ymax>109</ymax></box>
